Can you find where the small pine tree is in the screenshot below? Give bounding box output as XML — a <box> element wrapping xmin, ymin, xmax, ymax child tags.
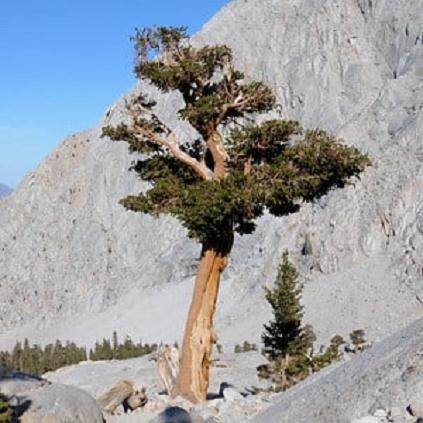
<box><xmin>234</xmin><ymin>344</ymin><xmax>242</xmax><ymax>354</ymax></box>
<box><xmin>259</xmin><ymin>255</ymin><xmax>342</xmax><ymax>390</ymax></box>
<box><xmin>331</xmin><ymin>335</ymin><xmax>345</xmax><ymax>347</ymax></box>
<box><xmin>112</xmin><ymin>331</ymin><xmax>119</xmax><ymax>359</ymax></box>
<box><xmin>89</xmin><ymin>348</ymin><xmax>96</xmax><ymax>361</ymax></box>
<box><xmin>262</xmin><ymin>251</ymin><xmax>312</xmax><ymax>361</ymax></box>
<box><xmin>311</xmin><ymin>337</ymin><xmax>342</xmax><ymax>371</ymax></box>
<box><xmin>216</xmin><ymin>344</ymin><xmax>223</xmax><ymax>354</ymax></box>
<box><xmin>242</xmin><ymin>341</ymin><xmax>251</xmax><ymax>352</ymax></box>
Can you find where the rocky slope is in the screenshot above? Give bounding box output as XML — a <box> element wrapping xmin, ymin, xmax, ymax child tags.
<box><xmin>254</xmin><ymin>316</ymin><xmax>423</xmax><ymax>423</ymax></box>
<box><xmin>44</xmin><ymin>350</ymin><xmax>271</xmax><ymax>422</ymax></box>
<box><xmin>0</xmin><ymin>0</ymin><xmax>422</xmax><ymax>351</ymax></box>
<box><xmin>41</xmin><ymin>317</ymin><xmax>423</xmax><ymax>422</ymax></box>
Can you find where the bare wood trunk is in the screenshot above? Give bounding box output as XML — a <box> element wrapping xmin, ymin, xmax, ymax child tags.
<box><xmin>173</xmin><ymin>243</ymin><xmax>231</xmax><ymax>403</ymax></box>
<box><xmin>208</xmin><ymin>131</ymin><xmax>229</xmax><ymax>178</ymax></box>
<box><xmin>281</xmin><ymin>353</ymin><xmax>290</xmax><ymax>389</ymax></box>
<box><xmin>157</xmin><ymin>344</ymin><xmax>180</xmax><ymax>395</ymax></box>
<box><xmin>97</xmin><ymin>380</ymin><xmax>147</xmax><ymax>414</ymax></box>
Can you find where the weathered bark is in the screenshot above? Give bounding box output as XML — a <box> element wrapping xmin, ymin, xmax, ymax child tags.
<box><xmin>173</xmin><ymin>240</ymin><xmax>233</xmax><ymax>403</ymax></box>
<box><xmin>157</xmin><ymin>344</ymin><xmax>180</xmax><ymax>395</ymax></box>
<box><xmin>281</xmin><ymin>353</ymin><xmax>290</xmax><ymax>389</ymax></box>
<box><xmin>207</xmin><ymin>131</ymin><xmax>229</xmax><ymax>179</ymax></box>
<box><xmin>97</xmin><ymin>380</ymin><xmax>147</xmax><ymax>414</ymax></box>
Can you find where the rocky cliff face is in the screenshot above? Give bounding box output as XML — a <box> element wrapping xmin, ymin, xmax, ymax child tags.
<box><xmin>0</xmin><ymin>0</ymin><xmax>422</xmax><ymax>348</ymax></box>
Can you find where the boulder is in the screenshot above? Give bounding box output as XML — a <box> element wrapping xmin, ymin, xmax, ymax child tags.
<box><xmin>150</xmin><ymin>406</ymin><xmax>193</xmax><ymax>423</ymax></box>
<box><xmin>408</xmin><ymin>401</ymin><xmax>423</xmax><ymax>417</ymax></box>
<box><xmin>373</xmin><ymin>409</ymin><xmax>387</xmax><ymax>418</ymax></box>
<box><xmin>388</xmin><ymin>406</ymin><xmax>405</xmax><ymax>419</ymax></box>
<box><xmin>220</xmin><ymin>384</ymin><xmax>244</xmax><ymax>403</ymax></box>
<box><xmin>0</xmin><ymin>369</ymin><xmax>103</xmax><ymax>422</ymax></box>
<box><xmin>351</xmin><ymin>417</ymin><xmax>380</xmax><ymax>423</ymax></box>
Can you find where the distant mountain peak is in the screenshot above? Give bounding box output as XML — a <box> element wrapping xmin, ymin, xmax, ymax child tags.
<box><xmin>0</xmin><ymin>183</ymin><xmax>12</xmax><ymax>198</ymax></box>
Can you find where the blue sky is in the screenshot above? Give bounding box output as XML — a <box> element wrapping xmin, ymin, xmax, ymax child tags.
<box><xmin>0</xmin><ymin>0</ymin><xmax>230</xmax><ymax>188</ymax></box>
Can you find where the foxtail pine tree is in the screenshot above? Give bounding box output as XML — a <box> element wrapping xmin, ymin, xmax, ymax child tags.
<box><xmin>102</xmin><ymin>26</ymin><xmax>370</xmax><ymax>403</ymax></box>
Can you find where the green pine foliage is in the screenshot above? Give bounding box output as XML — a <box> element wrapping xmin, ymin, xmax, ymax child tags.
<box><xmin>0</xmin><ymin>333</ymin><xmax>157</xmax><ymax>376</ymax></box>
<box><xmin>102</xmin><ymin>26</ymin><xmax>370</xmax><ymax>250</ymax></box>
<box><xmin>259</xmin><ymin>252</ymin><xmax>342</xmax><ymax>390</ymax></box>
<box><xmin>0</xmin><ymin>339</ymin><xmax>87</xmax><ymax>377</ymax></box>
<box><xmin>89</xmin><ymin>332</ymin><xmax>157</xmax><ymax>361</ymax></box>
<box><xmin>0</xmin><ymin>393</ymin><xmax>12</xmax><ymax>423</ymax></box>
<box><xmin>262</xmin><ymin>251</ymin><xmax>311</xmax><ymax>361</ymax></box>
<box><xmin>234</xmin><ymin>341</ymin><xmax>258</xmax><ymax>353</ymax></box>
<box><xmin>330</xmin><ymin>334</ymin><xmax>345</xmax><ymax>347</ymax></box>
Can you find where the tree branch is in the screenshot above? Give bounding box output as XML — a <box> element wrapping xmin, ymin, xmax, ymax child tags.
<box><xmin>167</xmin><ymin>134</ymin><xmax>214</xmax><ymax>180</ymax></box>
<box><xmin>207</xmin><ymin>131</ymin><xmax>229</xmax><ymax>179</ymax></box>
<box><xmin>127</xmin><ymin>100</ymin><xmax>214</xmax><ymax>181</ymax></box>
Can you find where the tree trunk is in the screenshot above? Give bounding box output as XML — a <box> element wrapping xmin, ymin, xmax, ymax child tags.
<box><xmin>173</xmin><ymin>241</ymin><xmax>232</xmax><ymax>403</ymax></box>
<box><xmin>281</xmin><ymin>353</ymin><xmax>290</xmax><ymax>389</ymax></box>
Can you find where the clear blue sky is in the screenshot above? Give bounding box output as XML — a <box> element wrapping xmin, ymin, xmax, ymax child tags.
<box><xmin>0</xmin><ymin>0</ymin><xmax>230</xmax><ymax>188</ymax></box>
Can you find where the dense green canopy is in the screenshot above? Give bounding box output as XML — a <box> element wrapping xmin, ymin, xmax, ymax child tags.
<box><xmin>103</xmin><ymin>27</ymin><xmax>370</xmax><ymax>247</ymax></box>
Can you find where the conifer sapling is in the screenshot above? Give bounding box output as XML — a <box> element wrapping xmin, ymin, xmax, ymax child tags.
<box><xmin>261</xmin><ymin>251</ymin><xmax>313</xmax><ymax>387</ymax></box>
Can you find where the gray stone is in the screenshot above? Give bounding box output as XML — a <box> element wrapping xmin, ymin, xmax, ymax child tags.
<box><xmin>150</xmin><ymin>406</ymin><xmax>193</xmax><ymax>423</ymax></box>
<box><xmin>0</xmin><ymin>369</ymin><xmax>104</xmax><ymax>423</ymax></box>
<box><xmin>222</xmin><ymin>386</ymin><xmax>244</xmax><ymax>402</ymax></box>
<box><xmin>351</xmin><ymin>417</ymin><xmax>381</xmax><ymax>423</ymax></box>
<box><xmin>190</xmin><ymin>405</ymin><xmax>218</xmax><ymax>422</ymax></box>
<box><xmin>374</xmin><ymin>409</ymin><xmax>388</xmax><ymax>418</ymax></box>
<box><xmin>408</xmin><ymin>401</ymin><xmax>423</xmax><ymax>417</ymax></box>
<box><xmin>389</xmin><ymin>406</ymin><xmax>405</xmax><ymax>418</ymax></box>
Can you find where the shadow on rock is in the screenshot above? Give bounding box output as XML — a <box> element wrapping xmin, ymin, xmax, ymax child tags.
<box><xmin>152</xmin><ymin>406</ymin><xmax>193</xmax><ymax>423</ymax></box>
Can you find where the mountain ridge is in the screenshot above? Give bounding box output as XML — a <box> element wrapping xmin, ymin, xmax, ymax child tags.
<box><xmin>0</xmin><ymin>183</ymin><xmax>12</xmax><ymax>198</ymax></box>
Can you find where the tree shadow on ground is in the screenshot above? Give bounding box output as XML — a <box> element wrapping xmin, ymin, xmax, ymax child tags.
<box><xmin>10</xmin><ymin>396</ymin><xmax>32</xmax><ymax>423</ymax></box>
